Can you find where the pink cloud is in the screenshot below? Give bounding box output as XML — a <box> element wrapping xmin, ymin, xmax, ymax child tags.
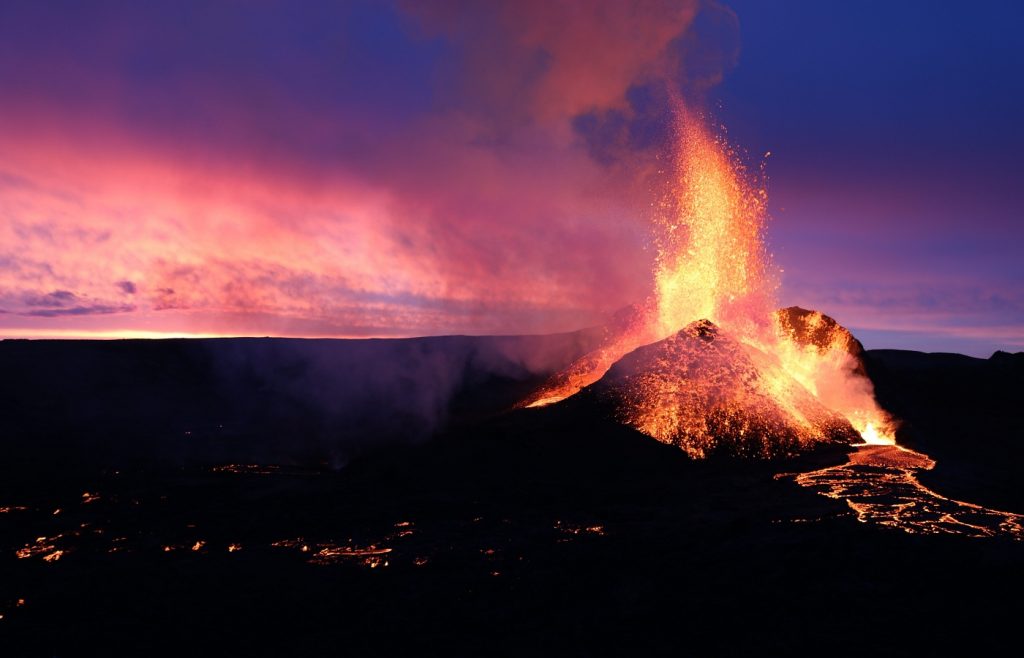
<box><xmin>2</xmin><ymin>2</ymin><xmax>738</xmax><ymax>338</ymax></box>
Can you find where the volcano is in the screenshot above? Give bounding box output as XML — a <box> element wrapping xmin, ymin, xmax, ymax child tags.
<box><xmin>522</xmin><ymin>110</ymin><xmax>895</xmax><ymax>451</ymax></box>
<box><xmin>545</xmin><ymin>316</ymin><xmax>862</xmax><ymax>458</ymax></box>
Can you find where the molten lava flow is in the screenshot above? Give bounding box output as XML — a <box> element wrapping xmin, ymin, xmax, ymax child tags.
<box><xmin>521</xmin><ymin>105</ymin><xmax>896</xmax><ymax>452</ymax></box>
<box><xmin>781</xmin><ymin>444</ymin><xmax>1024</xmax><ymax>539</ymax></box>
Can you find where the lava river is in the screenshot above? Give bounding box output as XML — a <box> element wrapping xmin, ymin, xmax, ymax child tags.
<box><xmin>780</xmin><ymin>444</ymin><xmax>1024</xmax><ymax>540</ymax></box>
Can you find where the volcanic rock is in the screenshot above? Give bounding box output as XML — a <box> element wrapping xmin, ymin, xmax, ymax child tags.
<box><xmin>775</xmin><ymin>306</ymin><xmax>868</xmax><ymax>375</ymax></box>
<box><xmin>580</xmin><ymin>319</ymin><xmax>860</xmax><ymax>458</ymax></box>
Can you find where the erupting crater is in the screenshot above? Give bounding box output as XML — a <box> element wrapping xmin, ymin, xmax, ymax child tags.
<box><xmin>520</xmin><ymin>107</ymin><xmax>895</xmax><ymax>455</ymax></box>
<box><xmin>585</xmin><ymin>319</ymin><xmax>859</xmax><ymax>458</ymax></box>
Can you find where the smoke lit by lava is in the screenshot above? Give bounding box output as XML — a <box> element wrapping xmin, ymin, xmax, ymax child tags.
<box><xmin>522</xmin><ymin>106</ymin><xmax>896</xmax><ymax>456</ymax></box>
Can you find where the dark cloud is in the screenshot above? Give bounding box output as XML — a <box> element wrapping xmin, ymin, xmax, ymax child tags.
<box><xmin>0</xmin><ymin>289</ymin><xmax>135</xmax><ymax>318</ymax></box>
<box><xmin>22</xmin><ymin>290</ymin><xmax>77</xmax><ymax>307</ymax></box>
<box><xmin>24</xmin><ymin>303</ymin><xmax>135</xmax><ymax>317</ymax></box>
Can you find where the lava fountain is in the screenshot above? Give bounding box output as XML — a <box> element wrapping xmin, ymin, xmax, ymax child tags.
<box><xmin>522</xmin><ymin>105</ymin><xmax>895</xmax><ymax>455</ymax></box>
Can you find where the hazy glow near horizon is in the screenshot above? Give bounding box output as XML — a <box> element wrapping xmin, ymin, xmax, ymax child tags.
<box><xmin>0</xmin><ymin>328</ymin><xmax>251</xmax><ymax>340</ymax></box>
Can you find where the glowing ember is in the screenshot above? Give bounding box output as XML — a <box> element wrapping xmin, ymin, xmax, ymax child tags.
<box><xmin>553</xmin><ymin>520</ymin><xmax>608</xmax><ymax>539</ymax></box>
<box><xmin>520</xmin><ymin>106</ymin><xmax>896</xmax><ymax>453</ymax></box>
<box><xmin>308</xmin><ymin>544</ymin><xmax>392</xmax><ymax>567</ymax></box>
<box><xmin>212</xmin><ymin>464</ymin><xmax>282</xmax><ymax>475</ymax></box>
<box><xmin>270</xmin><ymin>538</ymin><xmax>307</xmax><ymax>550</ymax></box>
<box><xmin>212</xmin><ymin>463</ymin><xmax>320</xmax><ymax>476</ymax></box>
<box><xmin>16</xmin><ymin>535</ymin><xmax>69</xmax><ymax>562</ymax></box>
<box><xmin>271</xmin><ymin>537</ymin><xmax>394</xmax><ymax>567</ymax></box>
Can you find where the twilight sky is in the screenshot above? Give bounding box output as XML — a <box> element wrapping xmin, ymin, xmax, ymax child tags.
<box><xmin>0</xmin><ymin>0</ymin><xmax>1021</xmax><ymax>355</ymax></box>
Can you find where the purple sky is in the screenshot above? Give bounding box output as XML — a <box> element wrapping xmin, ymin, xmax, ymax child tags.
<box><xmin>0</xmin><ymin>0</ymin><xmax>1020</xmax><ymax>355</ymax></box>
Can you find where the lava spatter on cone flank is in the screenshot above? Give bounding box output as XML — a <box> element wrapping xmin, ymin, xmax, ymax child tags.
<box><xmin>519</xmin><ymin>303</ymin><xmax>656</xmax><ymax>409</ymax></box>
<box><xmin>775</xmin><ymin>306</ymin><xmax>868</xmax><ymax>375</ymax></box>
<box><xmin>579</xmin><ymin>319</ymin><xmax>860</xmax><ymax>459</ymax></box>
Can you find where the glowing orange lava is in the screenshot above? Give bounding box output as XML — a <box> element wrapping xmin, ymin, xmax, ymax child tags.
<box><xmin>653</xmin><ymin>107</ymin><xmax>773</xmax><ymax>337</ymax></box>
<box><xmin>521</xmin><ymin>105</ymin><xmax>896</xmax><ymax>452</ymax></box>
<box><xmin>782</xmin><ymin>444</ymin><xmax>1024</xmax><ymax>539</ymax></box>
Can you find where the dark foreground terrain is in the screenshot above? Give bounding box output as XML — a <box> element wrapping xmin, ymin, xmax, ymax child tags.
<box><xmin>1</xmin><ymin>337</ymin><xmax>1022</xmax><ymax>656</ymax></box>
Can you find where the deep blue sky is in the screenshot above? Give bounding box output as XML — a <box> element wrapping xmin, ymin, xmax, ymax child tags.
<box><xmin>715</xmin><ymin>0</ymin><xmax>1024</xmax><ymax>354</ymax></box>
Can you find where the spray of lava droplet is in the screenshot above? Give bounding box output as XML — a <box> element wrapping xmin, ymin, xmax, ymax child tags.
<box><xmin>523</xmin><ymin>103</ymin><xmax>895</xmax><ymax>449</ymax></box>
<box><xmin>652</xmin><ymin>106</ymin><xmax>774</xmax><ymax>339</ymax></box>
